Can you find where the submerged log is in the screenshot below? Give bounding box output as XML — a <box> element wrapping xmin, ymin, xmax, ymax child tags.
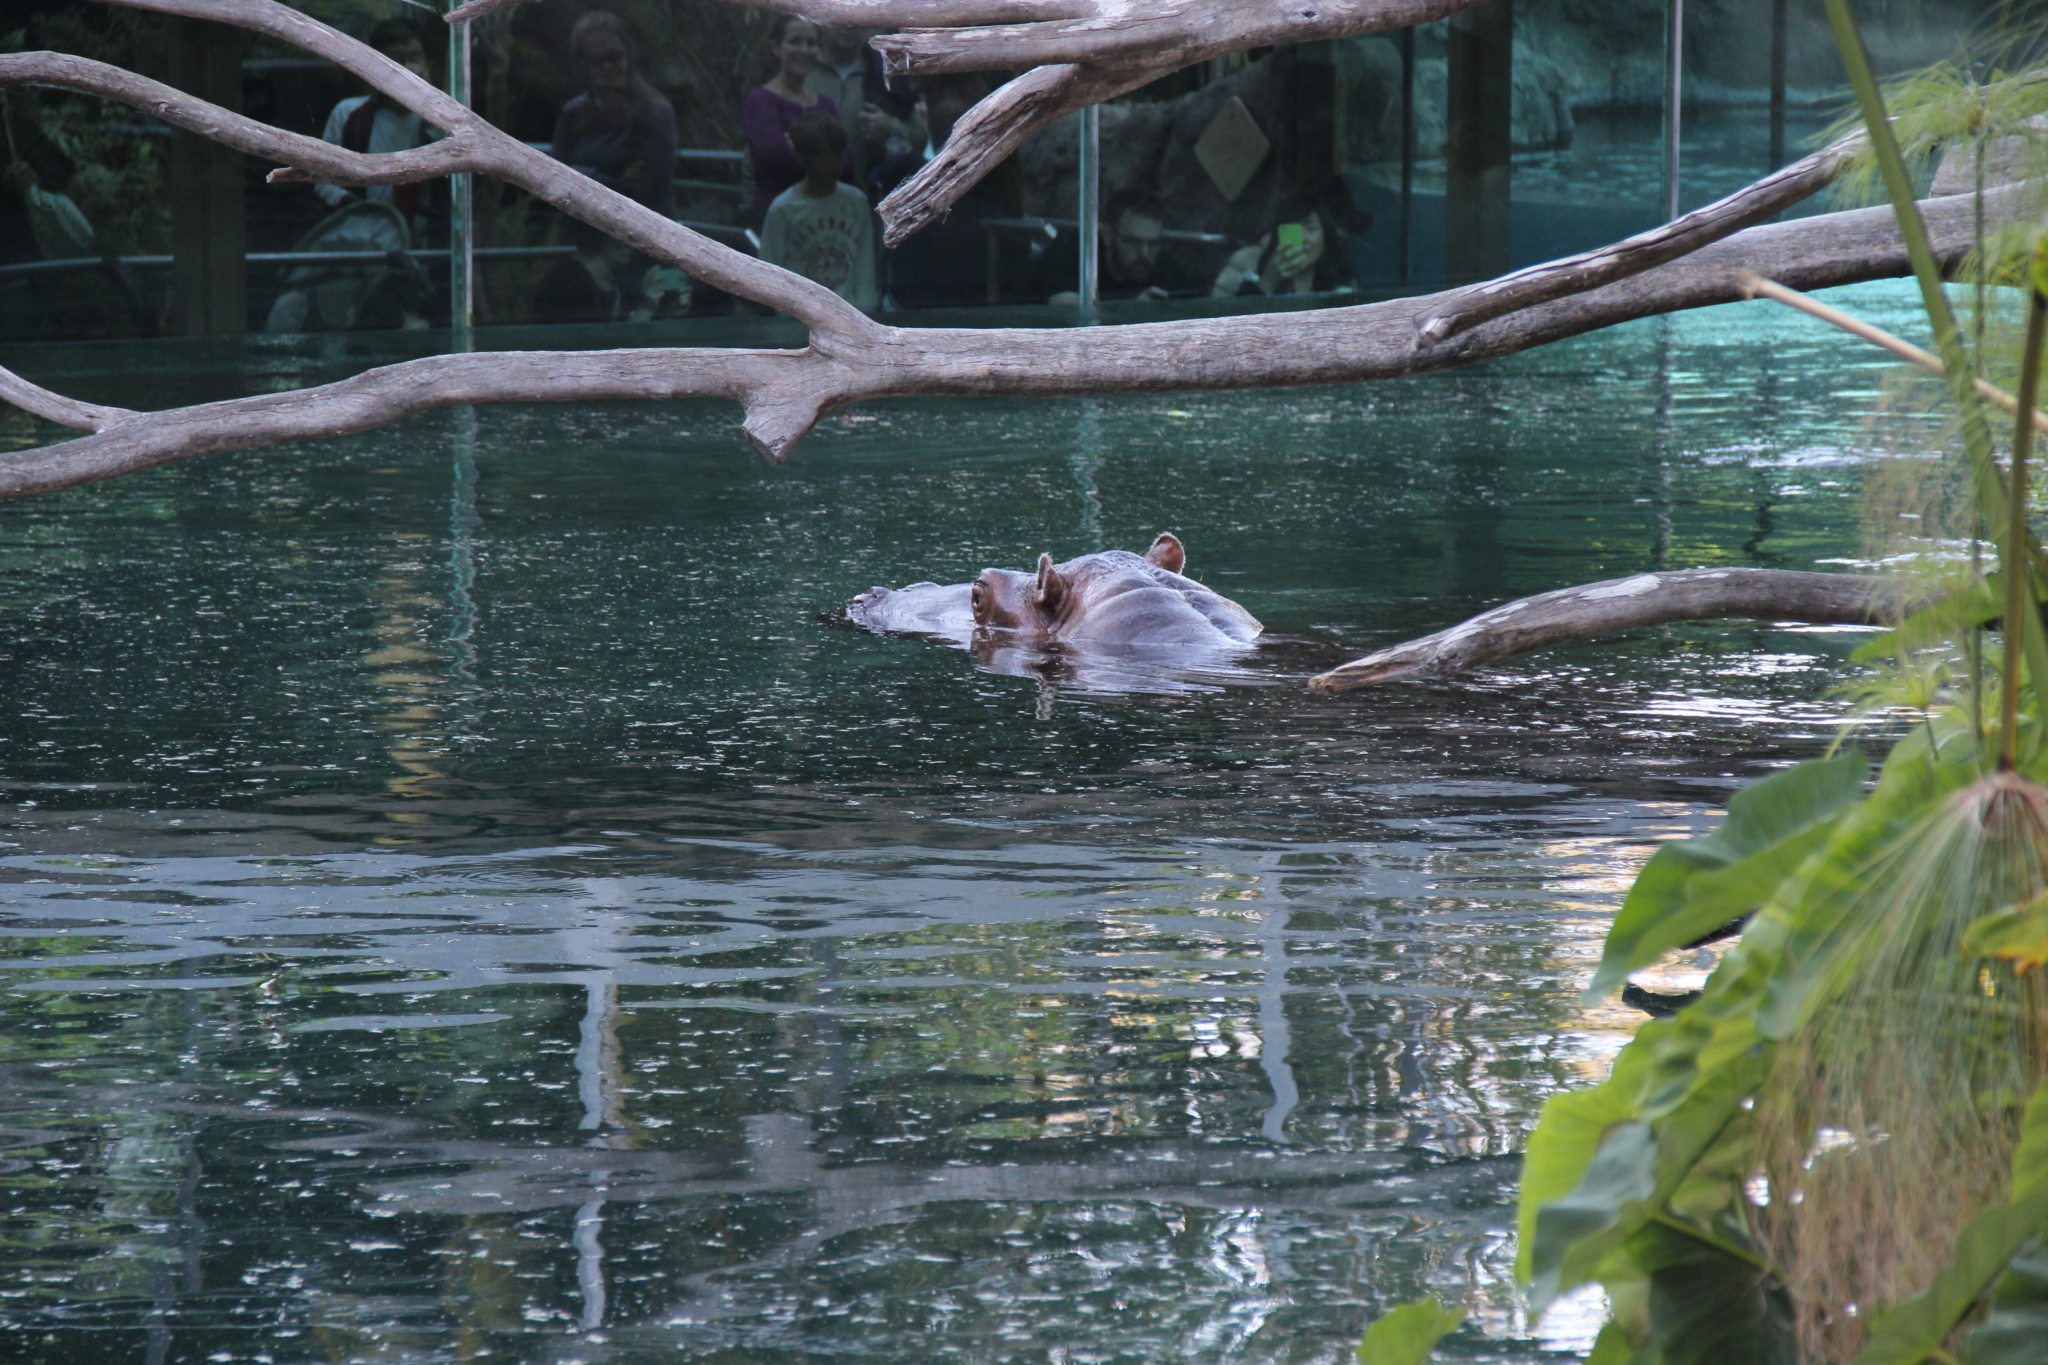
<box><xmin>1308</xmin><ymin>568</ymin><xmax>1907</xmax><ymax>691</ymax></box>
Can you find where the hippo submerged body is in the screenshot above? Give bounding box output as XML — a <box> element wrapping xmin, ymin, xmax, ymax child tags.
<box><xmin>846</xmin><ymin>536</ymin><xmax>1261</xmax><ymax>695</ymax></box>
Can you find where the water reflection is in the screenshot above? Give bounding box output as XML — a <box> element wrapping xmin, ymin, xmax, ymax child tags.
<box><xmin>0</xmin><ymin>283</ymin><xmax>1929</xmax><ymax>1362</ymax></box>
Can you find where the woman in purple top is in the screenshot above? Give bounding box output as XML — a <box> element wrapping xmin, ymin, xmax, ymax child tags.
<box><xmin>741</xmin><ymin>16</ymin><xmax>847</xmax><ymax>220</ymax></box>
<box><xmin>552</xmin><ymin>10</ymin><xmax>677</xmax><ymax>220</ymax></box>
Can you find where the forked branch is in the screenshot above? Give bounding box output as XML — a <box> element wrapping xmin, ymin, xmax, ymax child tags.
<box><xmin>0</xmin><ymin>0</ymin><xmax>2028</xmax><ymax>500</ymax></box>
<box><xmin>431</xmin><ymin>0</ymin><xmax>1497</xmax><ymax>239</ymax></box>
<box><xmin>1307</xmin><ymin>570</ymin><xmax>1908</xmax><ymax>691</ymax></box>
<box><xmin>2</xmin><ymin>185</ymin><xmax>2022</xmax><ymax>498</ymax></box>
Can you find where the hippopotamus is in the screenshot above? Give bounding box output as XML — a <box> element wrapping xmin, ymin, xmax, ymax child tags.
<box><xmin>846</xmin><ymin>534</ymin><xmax>1262</xmax><ymax>649</ymax></box>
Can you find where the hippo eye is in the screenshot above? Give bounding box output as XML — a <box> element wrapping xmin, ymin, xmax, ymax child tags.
<box><xmin>970</xmin><ymin>584</ymin><xmax>986</xmax><ymax>616</ymax></box>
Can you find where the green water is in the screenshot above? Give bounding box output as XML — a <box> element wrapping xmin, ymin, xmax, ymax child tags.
<box><xmin>0</xmin><ymin>285</ymin><xmax>1928</xmax><ymax>1363</ymax></box>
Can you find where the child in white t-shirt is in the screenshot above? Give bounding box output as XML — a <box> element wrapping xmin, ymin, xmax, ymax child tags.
<box><xmin>760</xmin><ymin>110</ymin><xmax>876</xmax><ymax>312</ymax></box>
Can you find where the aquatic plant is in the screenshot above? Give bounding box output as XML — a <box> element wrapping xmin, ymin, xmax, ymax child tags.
<box><xmin>1364</xmin><ymin>7</ymin><xmax>2048</xmax><ymax>1364</ymax></box>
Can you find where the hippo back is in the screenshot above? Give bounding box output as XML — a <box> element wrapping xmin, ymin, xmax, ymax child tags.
<box><xmin>1055</xmin><ymin>551</ymin><xmax>1262</xmax><ymax>646</ymax></box>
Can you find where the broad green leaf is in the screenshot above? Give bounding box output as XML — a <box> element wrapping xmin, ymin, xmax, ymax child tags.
<box><xmin>1852</xmin><ymin>1085</ymin><xmax>2048</xmax><ymax>1365</ymax></box>
<box><xmin>1528</xmin><ymin>1050</ymin><xmax>1765</xmax><ymax>1311</ymax></box>
<box><xmin>1757</xmin><ymin>746</ymin><xmax>1982</xmax><ymax>1040</ymax></box>
<box><xmin>1965</xmin><ymin>887</ymin><xmax>2048</xmax><ymax>971</ymax></box>
<box><xmin>1629</xmin><ymin>1220</ymin><xmax>1796</xmax><ymax>1365</ymax></box>
<box><xmin>1516</xmin><ymin>1025</ymin><xmax>1662</xmax><ymax>1281</ymax></box>
<box><xmin>1356</xmin><ymin>1297</ymin><xmax>1463</xmax><ymax>1365</ymax></box>
<box><xmin>1967</xmin><ymin>1241</ymin><xmax>2048</xmax><ymax>1365</ymax></box>
<box><xmin>1585</xmin><ymin>753</ymin><xmax>1868</xmax><ymax>1003</ymax></box>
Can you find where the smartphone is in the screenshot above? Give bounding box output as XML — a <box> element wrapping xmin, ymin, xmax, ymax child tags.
<box><xmin>1276</xmin><ymin>221</ymin><xmax>1304</xmax><ymax>249</ymax></box>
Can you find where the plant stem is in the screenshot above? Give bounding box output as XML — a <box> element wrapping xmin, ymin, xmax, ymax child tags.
<box><xmin>1822</xmin><ymin>0</ymin><xmax>2009</xmax><ymax>529</ymax></box>
<box><xmin>2003</xmin><ymin>284</ymin><xmax>2047</xmax><ymax>769</ymax></box>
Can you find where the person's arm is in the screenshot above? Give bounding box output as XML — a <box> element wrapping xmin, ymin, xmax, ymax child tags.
<box><xmin>1211</xmin><ymin>240</ymin><xmax>1265</xmax><ymax>298</ymax></box>
<box><xmin>314</xmin><ymin>96</ymin><xmax>362</xmax><ymax>207</ymax></box>
<box><xmin>759</xmin><ymin>199</ymin><xmax>791</xmax><ymax>269</ymax></box>
<box><xmin>550</xmin><ymin>102</ymin><xmax>577</xmax><ymax>164</ymax></box>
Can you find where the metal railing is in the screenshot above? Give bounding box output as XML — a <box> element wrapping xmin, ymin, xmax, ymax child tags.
<box><xmin>0</xmin><ymin>221</ymin><xmax>758</xmax><ymax>286</ymax></box>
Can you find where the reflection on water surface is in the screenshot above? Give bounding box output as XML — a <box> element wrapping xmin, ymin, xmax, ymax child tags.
<box><xmin>0</xmin><ymin>284</ymin><xmax>1926</xmax><ymax>1362</ymax></box>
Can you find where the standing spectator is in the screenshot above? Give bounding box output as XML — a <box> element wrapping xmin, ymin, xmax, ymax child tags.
<box><xmin>804</xmin><ymin>26</ymin><xmax>917</xmax><ymax>196</ymax></box>
<box><xmin>761</xmin><ymin>112</ymin><xmax>874</xmax><ymax>312</ymax></box>
<box><xmin>315</xmin><ymin>18</ymin><xmax>444</xmax><ymax>240</ymax></box>
<box><xmin>551</xmin><ymin>10</ymin><xmax>678</xmax><ymax>220</ymax></box>
<box><xmin>741</xmin><ymin>16</ymin><xmax>847</xmax><ymax>223</ymax></box>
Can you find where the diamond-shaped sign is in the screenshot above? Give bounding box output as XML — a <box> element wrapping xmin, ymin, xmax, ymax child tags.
<box><xmin>1193</xmin><ymin>96</ymin><xmax>1271</xmax><ymax>204</ymax></box>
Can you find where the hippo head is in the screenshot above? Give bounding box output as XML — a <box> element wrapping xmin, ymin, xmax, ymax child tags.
<box><xmin>971</xmin><ymin>533</ymin><xmax>1189</xmax><ymax>634</ymax></box>
<box><xmin>845</xmin><ymin>533</ymin><xmax>1259</xmax><ymax>654</ymax></box>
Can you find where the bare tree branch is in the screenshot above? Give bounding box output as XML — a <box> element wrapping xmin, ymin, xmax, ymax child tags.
<box><xmin>98</xmin><ymin>0</ymin><xmax>468</xmax><ymax>126</ymax></box>
<box><xmin>2</xmin><ymin>184</ymin><xmax>2022</xmax><ymax>499</ymax></box>
<box><xmin>1306</xmin><ymin>570</ymin><xmax>1909</xmax><ymax>691</ymax></box>
<box><xmin>1413</xmin><ymin>131</ymin><xmax>1865</xmax><ymax>346</ymax></box>
<box><xmin>0</xmin><ymin>52</ymin><xmax>478</xmax><ymax>187</ymax></box>
<box><xmin>0</xmin><ymin>365</ymin><xmax>132</xmax><ymax>432</ymax></box>
<box><xmin>32</xmin><ymin>5</ymin><xmax>878</xmax><ymax>336</ymax></box>
<box><xmin>869</xmin><ymin>0</ymin><xmax>1490</xmax><ymax>76</ymax></box>
<box><xmin>447</xmin><ymin>0</ymin><xmax>1097</xmax><ymax>24</ymax></box>
<box><xmin>873</xmin><ymin>0</ymin><xmax>1492</xmax><ymax>238</ymax></box>
<box><xmin>878</xmin><ymin>61</ymin><xmax>1160</xmax><ymax>246</ymax></box>
<box><xmin>0</xmin><ymin>0</ymin><xmax>2027</xmax><ymax>503</ymax></box>
<box><xmin>1740</xmin><ymin>271</ymin><xmax>2048</xmax><ymax>433</ymax></box>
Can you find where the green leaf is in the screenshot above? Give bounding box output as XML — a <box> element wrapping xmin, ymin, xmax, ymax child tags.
<box><xmin>1629</xmin><ymin>1220</ymin><xmax>1797</xmax><ymax>1365</ymax></box>
<box><xmin>1849</xmin><ymin>576</ymin><xmax>1997</xmax><ymax>663</ymax></box>
<box><xmin>1527</xmin><ymin>1048</ymin><xmax>1766</xmax><ymax>1312</ymax></box>
<box><xmin>1964</xmin><ymin>887</ymin><xmax>2048</xmax><ymax>971</ymax></box>
<box><xmin>1967</xmin><ymin>1240</ymin><xmax>2048</xmax><ymax>1365</ymax></box>
<box><xmin>1852</xmin><ymin>1085</ymin><xmax>2048</xmax><ymax>1365</ymax></box>
<box><xmin>1516</xmin><ymin>1027</ymin><xmax>1662</xmax><ymax>1281</ymax></box>
<box><xmin>1356</xmin><ymin>1297</ymin><xmax>1463</xmax><ymax>1365</ymax></box>
<box><xmin>1583</xmin><ymin>1318</ymin><xmax>1657</xmax><ymax>1365</ymax></box>
<box><xmin>1586</xmin><ymin>753</ymin><xmax>1869</xmax><ymax>1003</ymax></box>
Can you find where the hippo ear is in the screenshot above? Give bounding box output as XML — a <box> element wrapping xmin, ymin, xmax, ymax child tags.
<box><xmin>1034</xmin><ymin>553</ymin><xmax>1070</xmax><ymax>613</ymax></box>
<box><xmin>1146</xmin><ymin>533</ymin><xmax>1186</xmax><ymax>575</ymax></box>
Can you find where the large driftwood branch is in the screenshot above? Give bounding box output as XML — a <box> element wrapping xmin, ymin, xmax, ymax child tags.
<box><xmin>873</xmin><ymin>0</ymin><xmax>1491</xmax><ymax>239</ymax></box>
<box><xmin>1307</xmin><ymin>570</ymin><xmax>1908</xmax><ymax>692</ymax></box>
<box><xmin>0</xmin><ymin>182</ymin><xmax>2022</xmax><ymax>499</ymax></box>
<box><xmin>0</xmin><ymin>0</ymin><xmax>2022</xmax><ymax>497</ymax></box>
<box><xmin>878</xmin><ymin>61</ymin><xmax>1161</xmax><ymax>246</ymax></box>
<box><xmin>434</xmin><ymin>0</ymin><xmax>1494</xmax><ymax>239</ymax></box>
<box><xmin>450</xmin><ymin>0</ymin><xmax>1096</xmax><ymax>21</ymax></box>
<box><xmin>1413</xmin><ymin>132</ymin><xmax>1864</xmax><ymax>346</ymax></box>
<box><xmin>867</xmin><ymin>0</ymin><xmax>1490</xmax><ymax>76</ymax></box>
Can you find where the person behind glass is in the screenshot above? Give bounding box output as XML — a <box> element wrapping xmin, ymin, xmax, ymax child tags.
<box><xmin>551</xmin><ymin>10</ymin><xmax>677</xmax><ymax>220</ymax></box>
<box><xmin>1044</xmin><ymin>188</ymin><xmax>1205</xmax><ymax>306</ymax></box>
<box><xmin>742</xmin><ymin>16</ymin><xmax>851</xmax><ymax>224</ymax></box>
<box><xmin>871</xmin><ymin>75</ymin><xmax>1022</xmax><ymax>309</ymax></box>
<box><xmin>534</xmin><ymin>213</ymin><xmax>691</xmax><ymax>325</ymax></box>
<box><xmin>315</xmin><ymin>19</ymin><xmax>443</xmax><ymax>238</ymax></box>
<box><xmin>761</xmin><ymin>111</ymin><xmax>875</xmax><ymax>312</ymax></box>
<box><xmin>1211</xmin><ymin>187</ymin><xmax>1362</xmax><ymax>298</ymax></box>
<box><xmin>804</xmin><ymin>26</ymin><xmax>917</xmax><ymax>195</ymax></box>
